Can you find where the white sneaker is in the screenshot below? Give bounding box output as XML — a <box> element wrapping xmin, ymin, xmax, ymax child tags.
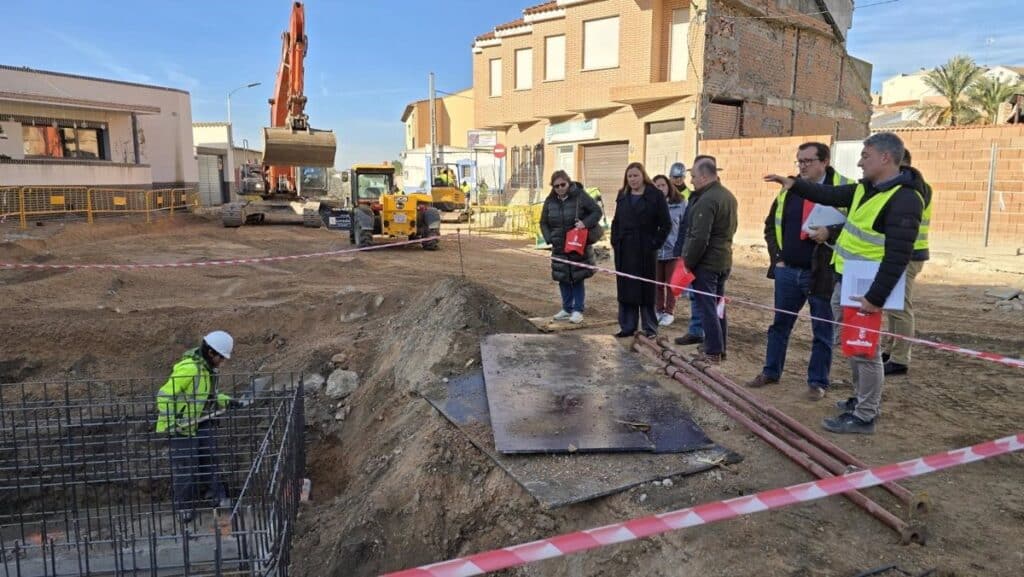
<box><xmin>656</xmin><ymin>312</ymin><xmax>666</xmax><ymax>324</ymax></box>
<box><xmin>569</xmin><ymin>311</ymin><xmax>584</xmax><ymax>324</ymax></box>
<box><xmin>659</xmin><ymin>314</ymin><xmax>675</xmax><ymax>327</ymax></box>
<box><xmin>553</xmin><ymin>310</ymin><xmax>571</xmax><ymax>321</ymax></box>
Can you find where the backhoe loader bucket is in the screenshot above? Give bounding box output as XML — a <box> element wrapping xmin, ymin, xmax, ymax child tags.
<box><xmin>262</xmin><ymin>127</ymin><xmax>337</xmax><ymax>167</ymax></box>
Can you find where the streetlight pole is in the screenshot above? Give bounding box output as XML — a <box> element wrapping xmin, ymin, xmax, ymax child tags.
<box><xmin>227</xmin><ymin>82</ymin><xmax>262</xmax><ymax>126</ymax></box>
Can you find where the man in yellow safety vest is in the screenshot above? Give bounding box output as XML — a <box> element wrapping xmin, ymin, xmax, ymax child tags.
<box><xmin>764</xmin><ymin>132</ymin><xmax>924</xmax><ymax>434</ymax></box>
<box><xmin>156</xmin><ymin>330</ymin><xmax>238</xmax><ymax>522</ymax></box>
<box><xmin>747</xmin><ymin>142</ymin><xmax>854</xmax><ymax>401</ymax></box>
<box><xmin>880</xmin><ymin>148</ymin><xmax>932</xmax><ymax>376</ymax></box>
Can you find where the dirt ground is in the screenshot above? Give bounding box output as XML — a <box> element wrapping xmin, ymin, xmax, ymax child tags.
<box><xmin>1</xmin><ymin>215</ymin><xmax>1022</xmax><ymax>577</ymax></box>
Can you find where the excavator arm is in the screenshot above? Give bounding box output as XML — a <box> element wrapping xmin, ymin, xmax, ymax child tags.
<box><xmin>264</xmin><ymin>1</ymin><xmax>336</xmax><ymax>194</ymax></box>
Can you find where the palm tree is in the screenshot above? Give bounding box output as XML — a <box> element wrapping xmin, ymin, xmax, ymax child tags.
<box><xmin>912</xmin><ymin>55</ymin><xmax>984</xmax><ymax>126</ymax></box>
<box><xmin>968</xmin><ymin>75</ymin><xmax>1022</xmax><ymax>124</ymax></box>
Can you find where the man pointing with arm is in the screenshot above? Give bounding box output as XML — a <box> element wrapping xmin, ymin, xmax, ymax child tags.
<box><xmin>764</xmin><ymin>132</ymin><xmax>923</xmax><ymax>434</ymax></box>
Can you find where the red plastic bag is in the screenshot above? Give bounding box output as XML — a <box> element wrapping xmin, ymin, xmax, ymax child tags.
<box><xmin>565</xmin><ymin>228</ymin><xmax>587</xmax><ymax>256</ymax></box>
<box><xmin>840</xmin><ymin>306</ymin><xmax>882</xmax><ymax>358</ymax></box>
<box><xmin>669</xmin><ymin>262</ymin><xmax>695</xmax><ymax>297</ymax></box>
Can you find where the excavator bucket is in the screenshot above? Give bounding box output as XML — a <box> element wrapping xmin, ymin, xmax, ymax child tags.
<box><xmin>262</xmin><ymin>127</ymin><xmax>337</xmax><ymax>167</ymax></box>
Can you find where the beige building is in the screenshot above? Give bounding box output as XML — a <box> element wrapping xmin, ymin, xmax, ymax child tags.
<box><xmin>0</xmin><ymin>64</ymin><xmax>197</xmax><ymax>188</ymax></box>
<box><xmin>400</xmin><ymin>88</ymin><xmax>474</xmax><ymax>150</ymax></box>
<box><xmin>472</xmin><ymin>0</ymin><xmax>871</xmax><ymax>204</ymax></box>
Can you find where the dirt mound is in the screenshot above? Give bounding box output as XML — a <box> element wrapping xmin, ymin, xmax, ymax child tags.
<box><xmin>291</xmin><ymin>277</ymin><xmax>544</xmax><ymax>576</ymax></box>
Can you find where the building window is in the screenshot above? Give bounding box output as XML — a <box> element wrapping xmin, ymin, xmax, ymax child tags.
<box><xmin>22</xmin><ymin>124</ymin><xmax>107</xmax><ymax>160</ymax></box>
<box><xmin>515</xmin><ymin>48</ymin><xmax>533</xmax><ymax>90</ymax></box>
<box><xmin>583</xmin><ymin>16</ymin><xmax>619</xmax><ymax>71</ymax></box>
<box><xmin>669</xmin><ymin>8</ymin><xmax>690</xmax><ymax>81</ymax></box>
<box><xmin>545</xmin><ymin>35</ymin><xmax>565</xmax><ymax>81</ymax></box>
<box><xmin>489</xmin><ymin>58</ymin><xmax>502</xmax><ymax>97</ymax></box>
<box><xmin>510</xmin><ymin>145</ymin><xmax>520</xmax><ymax>186</ymax></box>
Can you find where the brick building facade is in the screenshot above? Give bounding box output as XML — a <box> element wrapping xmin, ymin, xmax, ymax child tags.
<box><xmin>471</xmin><ymin>0</ymin><xmax>871</xmax><ymax>207</ymax></box>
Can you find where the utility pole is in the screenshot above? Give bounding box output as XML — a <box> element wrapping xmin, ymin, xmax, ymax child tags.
<box><xmin>429</xmin><ymin>72</ymin><xmax>438</xmax><ymax>167</ymax></box>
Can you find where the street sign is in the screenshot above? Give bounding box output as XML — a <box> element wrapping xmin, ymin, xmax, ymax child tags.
<box><xmin>493</xmin><ymin>143</ymin><xmax>507</xmax><ymax>159</ymax></box>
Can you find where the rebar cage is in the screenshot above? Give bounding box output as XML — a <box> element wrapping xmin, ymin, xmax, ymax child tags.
<box><xmin>0</xmin><ymin>373</ymin><xmax>306</xmax><ymax>576</ymax></box>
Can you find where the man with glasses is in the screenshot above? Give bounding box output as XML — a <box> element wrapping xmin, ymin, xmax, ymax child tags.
<box><xmin>747</xmin><ymin>143</ymin><xmax>854</xmax><ymax>401</ymax></box>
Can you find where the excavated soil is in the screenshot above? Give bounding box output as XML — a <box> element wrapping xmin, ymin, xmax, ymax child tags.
<box><xmin>1</xmin><ymin>217</ymin><xmax>1022</xmax><ymax>577</ymax></box>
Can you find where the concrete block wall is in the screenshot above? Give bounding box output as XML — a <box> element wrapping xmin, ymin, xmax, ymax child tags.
<box><xmin>700</xmin><ymin>126</ymin><xmax>1024</xmax><ymax>249</ymax></box>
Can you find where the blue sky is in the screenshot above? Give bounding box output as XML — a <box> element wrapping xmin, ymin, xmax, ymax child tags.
<box><xmin>4</xmin><ymin>0</ymin><xmax>1022</xmax><ymax>168</ymax></box>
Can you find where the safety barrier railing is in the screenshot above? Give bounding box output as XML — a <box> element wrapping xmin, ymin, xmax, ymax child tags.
<box><xmin>0</xmin><ymin>187</ymin><xmax>198</xmax><ymax>228</ymax></box>
<box><xmin>470</xmin><ymin>203</ymin><xmax>543</xmax><ymax>239</ymax></box>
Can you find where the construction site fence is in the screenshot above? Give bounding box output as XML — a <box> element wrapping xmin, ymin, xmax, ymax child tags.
<box><xmin>469</xmin><ymin>203</ymin><xmax>544</xmax><ymax>240</ymax></box>
<box><xmin>0</xmin><ymin>373</ymin><xmax>306</xmax><ymax>576</ymax></box>
<box><xmin>0</xmin><ymin>187</ymin><xmax>199</xmax><ymax>229</ymax></box>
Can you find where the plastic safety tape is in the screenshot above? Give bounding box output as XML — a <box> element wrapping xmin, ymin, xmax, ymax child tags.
<box><xmin>470</xmin><ymin>234</ymin><xmax>1024</xmax><ymax>370</ymax></box>
<box><xmin>382</xmin><ymin>432</ymin><xmax>1024</xmax><ymax>577</ymax></box>
<box><xmin>0</xmin><ymin>235</ymin><xmax>444</xmax><ymax>270</ymax></box>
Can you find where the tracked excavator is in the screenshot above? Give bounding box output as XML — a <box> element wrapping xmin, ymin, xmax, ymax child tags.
<box><xmin>222</xmin><ymin>2</ymin><xmax>337</xmax><ymax>227</ymax></box>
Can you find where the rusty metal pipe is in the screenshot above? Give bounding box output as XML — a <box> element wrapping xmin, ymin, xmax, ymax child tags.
<box><xmin>632</xmin><ymin>342</ymin><xmax>925</xmax><ymax>545</ymax></box>
<box><xmin>638</xmin><ymin>335</ymin><xmax>928</xmax><ymax>517</ymax></box>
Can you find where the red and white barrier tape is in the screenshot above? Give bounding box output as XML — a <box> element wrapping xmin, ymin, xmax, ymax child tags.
<box><xmin>470</xmin><ymin>234</ymin><xmax>1024</xmax><ymax>370</ymax></box>
<box><xmin>382</xmin><ymin>432</ymin><xmax>1024</xmax><ymax>577</ymax></box>
<box><xmin>0</xmin><ymin>234</ymin><xmax>444</xmax><ymax>270</ymax></box>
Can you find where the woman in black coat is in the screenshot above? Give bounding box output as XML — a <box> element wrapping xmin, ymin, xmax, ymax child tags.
<box><xmin>540</xmin><ymin>170</ymin><xmax>603</xmax><ymax>324</ymax></box>
<box><xmin>611</xmin><ymin>162</ymin><xmax>672</xmax><ymax>337</ymax></box>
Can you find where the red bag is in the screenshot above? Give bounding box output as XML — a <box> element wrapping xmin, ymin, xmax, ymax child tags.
<box><xmin>840</xmin><ymin>306</ymin><xmax>882</xmax><ymax>358</ymax></box>
<box><xmin>669</xmin><ymin>262</ymin><xmax>695</xmax><ymax>297</ymax></box>
<box><xmin>564</xmin><ymin>227</ymin><xmax>587</xmax><ymax>256</ymax></box>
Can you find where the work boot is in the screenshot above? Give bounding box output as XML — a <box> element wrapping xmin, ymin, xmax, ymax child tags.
<box><xmin>697</xmin><ymin>345</ymin><xmax>726</xmax><ymax>361</ymax></box>
<box><xmin>822</xmin><ymin>413</ymin><xmax>875</xmax><ymax>435</ymax></box>
<box><xmin>805</xmin><ymin>386</ymin><xmax>826</xmax><ymax>401</ymax></box>
<box><xmin>745</xmin><ymin>374</ymin><xmax>779</xmax><ymax>388</ymax></box>
<box><xmin>883</xmin><ymin>361</ymin><xmax>908</xmax><ymax>376</ymax></box>
<box><xmin>695</xmin><ymin>353</ymin><xmax>723</xmax><ymax>365</ymax></box>
<box><xmin>569</xmin><ymin>311</ymin><xmax>584</xmax><ymax>324</ymax></box>
<box><xmin>553</xmin><ymin>310</ymin><xmax>571</xmax><ymax>321</ymax></box>
<box><xmin>835</xmin><ymin>397</ymin><xmax>858</xmax><ymax>412</ymax></box>
<box><xmin>674</xmin><ymin>333</ymin><xmax>704</xmax><ymax>346</ymax></box>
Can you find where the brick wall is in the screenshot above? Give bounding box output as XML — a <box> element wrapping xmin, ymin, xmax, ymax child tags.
<box><xmin>700</xmin><ymin>126</ymin><xmax>1024</xmax><ymax>249</ymax></box>
<box><xmin>892</xmin><ymin>126</ymin><xmax>1024</xmax><ymax>248</ymax></box>
<box><xmin>702</xmin><ymin>135</ymin><xmax>830</xmax><ymax>237</ymax></box>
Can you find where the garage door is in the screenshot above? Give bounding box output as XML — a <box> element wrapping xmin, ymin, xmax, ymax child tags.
<box><xmin>645</xmin><ymin>120</ymin><xmax>685</xmax><ymax>178</ymax></box>
<box><xmin>582</xmin><ymin>142</ymin><xmax>628</xmax><ymax>215</ymax></box>
<box><xmin>197</xmin><ymin>154</ymin><xmax>221</xmax><ymax>206</ymax></box>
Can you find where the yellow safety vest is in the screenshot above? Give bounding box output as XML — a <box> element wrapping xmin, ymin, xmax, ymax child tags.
<box><xmin>774</xmin><ymin>172</ymin><xmax>854</xmax><ymax>249</ymax></box>
<box><xmin>833</xmin><ymin>183</ymin><xmax>925</xmax><ymax>274</ymax></box>
<box><xmin>681</xmin><ymin>186</ymin><xmax>692</xmax><ymax>202</ymax></box>
<box><xmin>155</xmin><ymin>349</ymin><xmax>230</xmax><ymax>436</ymax></box>
<box><xmin>914</xmin><ymin>181</ymin><xmax>932</xmax><ymax>251</ymax></box>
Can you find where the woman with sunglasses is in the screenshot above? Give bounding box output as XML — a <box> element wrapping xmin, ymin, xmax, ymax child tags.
<box><xmin>539</xmin><ymin>170</ymin><xmax>603</xmax><ymax>323</ymax></box>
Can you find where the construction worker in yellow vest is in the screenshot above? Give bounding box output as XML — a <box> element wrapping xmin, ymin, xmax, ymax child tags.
<box><xmin>880</xmin><ymin>148</ymin><xmax>932</xmax><ymax>376</ymax></box>
<box><xmin>764</xmin><ymin>132</ymin><xmax>924</xmax><ymax>435</ymax></box>
<box><xmin>156</xmin><ymin>330</ymin><xmax>238</xmax><ymax>523</ymax></box>
<box><xmin>747</xmin><ymin>142</ymin><xmax>854</xmax><ymax>402</ymax></box>
<box><xmin>669</xmin><ymin>162</ymin><xmax>693</xmax><ymax>201</ymax></box>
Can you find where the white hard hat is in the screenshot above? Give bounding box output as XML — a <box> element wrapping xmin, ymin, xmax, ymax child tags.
<box><xmin>203</xmin><ymin>330</ymin><xmax>234</xmax><ymax>359</ymax></box>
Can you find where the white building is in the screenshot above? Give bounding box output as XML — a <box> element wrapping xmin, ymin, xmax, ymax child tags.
<box><xmin>0</xmin><ymin>64</ymin><xmax>197</xmax><ymax>189</ymax></box>
<box><xmin>880</xmin><ymin>65</ymin><xmax>1024</xmax><ymax>105</ymax></box>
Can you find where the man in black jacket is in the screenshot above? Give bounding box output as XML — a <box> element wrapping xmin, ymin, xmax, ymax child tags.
<box><xmin>748</xmin><ymin>143</ymin><xmax>853</xmax><ymax>400</ymax></box>
<box><xmin>764</xmin><ymin>132</ymin><xmax>923</xmax><ymax>434</ymax></box>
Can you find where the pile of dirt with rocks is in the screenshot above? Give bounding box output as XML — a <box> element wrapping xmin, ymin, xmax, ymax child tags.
<box><xmin>291</xmin><ymin>276</ymin><xmax>553</xmax><ymax>576</ymax></box>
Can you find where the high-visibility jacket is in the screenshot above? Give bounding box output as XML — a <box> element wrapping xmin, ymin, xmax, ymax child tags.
<box><xmin>833</xmin><ymin>183</ymin><xmax>923</xmax><ymax>274</ymax></box>
<box><xmin>773</xmin><ymin>171</ymin><xmax>854</xmax><ymax>249</ymax></box>
<box><xmin>914</xmin><ymin>181</ymin><xmax>932</xmax><ymax>252</ymax></box>
<box><xmin>155</xmin><ymin>349</ymin><xmax>230</xmax><ymax>436</ymax></box>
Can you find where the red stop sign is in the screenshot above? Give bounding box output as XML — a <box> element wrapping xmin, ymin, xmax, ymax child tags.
<box><xmin>493</xmin><ymin>143</ymin><xmax>506</xmax><ymax>159</ymax></box>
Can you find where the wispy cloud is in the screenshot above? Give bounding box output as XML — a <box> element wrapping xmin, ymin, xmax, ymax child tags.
<box><xmin>48</xmin><ymin>30</ymin><xmax>154</xmax><ymax>84</ymax></box>
<box><xmin>849</xmin><ymin>0</ymin><xmax>1024</xmax><ymax>90</ymax></box>
<box><xmin>164</xmin><ymin>63</ymin><xmax>200</xmax><ymax>91</ymax></box>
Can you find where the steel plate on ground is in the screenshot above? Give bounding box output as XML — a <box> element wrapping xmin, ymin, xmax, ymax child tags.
<box><xmin>425</xmin><ymin>371</ymin><xmax>740</xmax><ymax>508</ymax></box>
<box><xmin>481</xmin><ymin>334</ymin><xmax>713</xmax><ymax>454</ymax></box>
